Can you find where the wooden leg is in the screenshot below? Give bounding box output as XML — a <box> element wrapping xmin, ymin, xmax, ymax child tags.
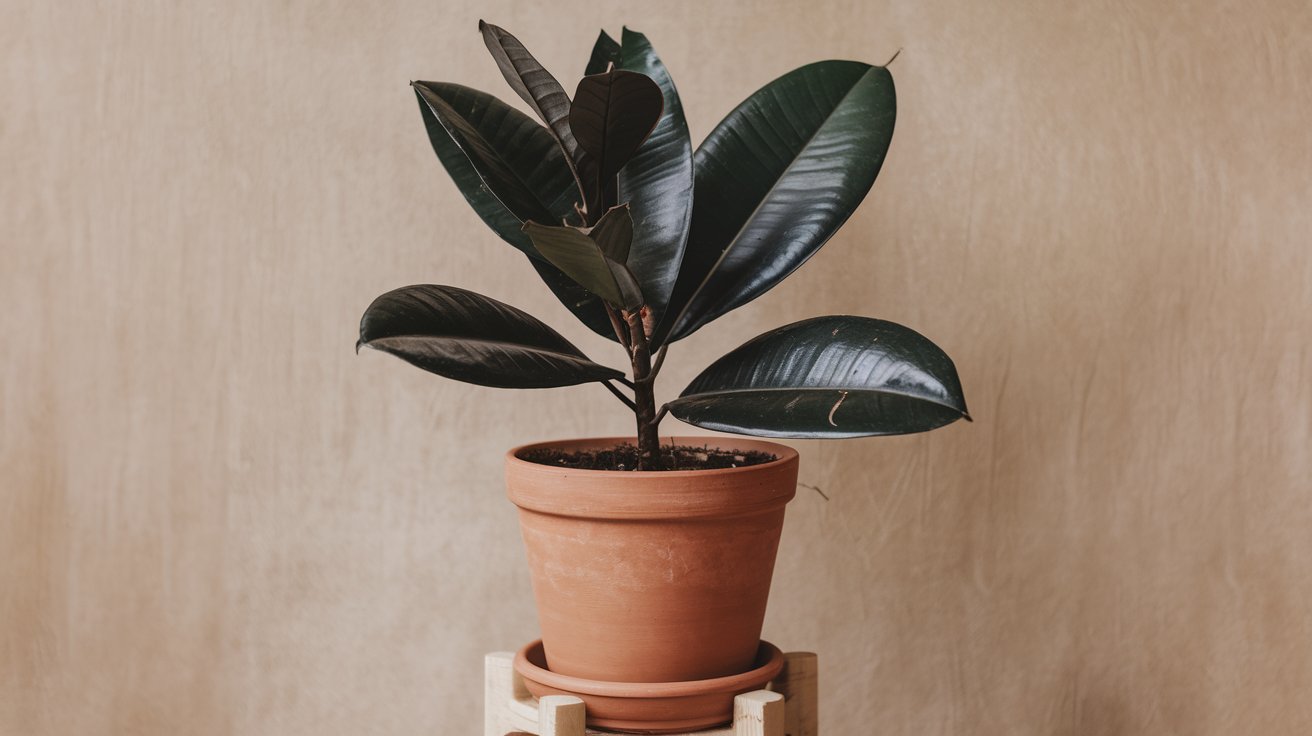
<box><xmin>538</xmin><ymin>694</ymin><xmax>586</xmax><ymax>736</ymax></box>
<box><xmin>734</xmin><ymin>690</ymin><xmax>784</xmax><ymax>736</ymax></box>
<box><xmin>485</xmin><ymin>648</ymin><xmax>818</xmax><ymax>736</ymax></box>
<box><xmin>779</xmin><ymin>652</ymin><xmax>817</xmax><ymax>736</ymax></box>
<box><xmin>484</xmin><ymin>652</ymin><xmax>517</xmax><ymax>736</ymax></box>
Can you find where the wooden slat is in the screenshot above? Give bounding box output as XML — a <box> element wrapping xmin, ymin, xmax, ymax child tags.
<box><xmin>485</xmin><ymin>653</ymin><xmax>517</xmax><ymax>736</ymax></box>
<box><xmin>488</xmin><ymin>653</ymin><xmax>809</xmax><ymax>736</ymax></box>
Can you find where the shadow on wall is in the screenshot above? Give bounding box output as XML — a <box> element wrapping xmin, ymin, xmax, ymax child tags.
<box><xmin>1048</xmin><ymin>668</ymin><xmax>1132</xmax><ymax>736</ymax></box>
<box><xmin>732</xmin><ymin>188</ymin><xmax>1217</xmax><ymax>732</ymax></box>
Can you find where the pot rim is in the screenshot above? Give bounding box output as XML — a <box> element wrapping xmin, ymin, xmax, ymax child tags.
<box><xmin>505</xmin><ymin>436</ymin><xmax>800</xmax><ymax>519</ymax></box>
<box><xmin>513</xmin><ymin>639</ymin><xmax>784</xmax><ymax>698</ymax></box>
<box><xmin>505</xmin><ymin>435</ymin><xmax>799</xmax><ymax>478</ymax></box>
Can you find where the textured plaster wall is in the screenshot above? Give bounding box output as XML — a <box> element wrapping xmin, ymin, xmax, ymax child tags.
<box><xmin>3</xmin><ymin>1</ymin><xmax>1311</xmax><ymax>734</ymax></box>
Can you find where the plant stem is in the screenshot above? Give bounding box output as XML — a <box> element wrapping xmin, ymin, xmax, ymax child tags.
<box><xmin>625</xmin><ymin>310</ymin><xmax>663</xmax><ymax>470</ymax></box>
<box><xmin>637</xmin><ymin>344</ymin><xmax>668</xmax><ymax>384</ymax></box>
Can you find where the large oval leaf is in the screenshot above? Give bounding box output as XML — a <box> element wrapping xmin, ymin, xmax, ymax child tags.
<box><xmin>667</xmin><ymin>316</ymin><xmax>968</xmax><ymax>438</ymax></box>
<box><xmin>479</xmin><ymin>21</ymin><xmax>588</xmax><ymax>204</ymax></box>
<box><xmin>413</xmin><ymin>82</ymin><xmax>576</xmax><ymax>248</ymax></box>
<box><xmin>358</xmin><ymin>285</ymin><xmax>622</xmax><ymax>388</ymax></box>
<box><xmin>615</xmin><ymin>28</ymin><xmax>694</xmax><ymax>333</ymax></box>
<box><xmin>412</xmin><ymin>81</ymin><xmax>617</xmax><ymax>341</ymax></box>
<box><xmin>570</xmin><ymin>69</ymin><xmax>663</xmax><ymax>187</ymax></box>
<box><xmin>653</xmin><ymin>61</ymin><xmax>896</xmax><ymax>348</ymax></box>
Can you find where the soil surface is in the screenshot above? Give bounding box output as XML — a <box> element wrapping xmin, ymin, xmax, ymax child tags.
<box><xmin>520</xmin><ymin>442</ymin><xmax>777</xmax><ymax>471</ymax></box>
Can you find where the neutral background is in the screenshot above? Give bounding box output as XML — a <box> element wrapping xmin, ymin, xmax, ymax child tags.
<box><xmin>4</xmin><ymin>1</ymin><xmax>1310</xmax><ymax>734</ymax></box>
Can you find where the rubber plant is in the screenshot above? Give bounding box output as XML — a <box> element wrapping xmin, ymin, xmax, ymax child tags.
<box><xmin>358</xmin><ymin>21</ymin><xmax>971</xmax><ymax>470</ymax></box>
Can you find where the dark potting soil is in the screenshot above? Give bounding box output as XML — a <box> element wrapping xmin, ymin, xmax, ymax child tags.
<box><xmin>519</xmin><ymin>443</ymin><xmax>777</xmax><ymax>471</ymax></box>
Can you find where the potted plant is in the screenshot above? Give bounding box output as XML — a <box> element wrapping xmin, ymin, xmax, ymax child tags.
<box><xmin>358</xmin><ymin>21</ymin><xmax>969</xmax><ymax>731</ymax></box>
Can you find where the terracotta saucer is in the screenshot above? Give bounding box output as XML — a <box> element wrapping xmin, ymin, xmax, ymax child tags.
<box><xmin>513</xmin><ymin>639</ymin><xmax>784</xmax><ymax>733</ymax></box>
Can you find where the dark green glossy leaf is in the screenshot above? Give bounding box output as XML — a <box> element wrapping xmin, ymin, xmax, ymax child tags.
<box><xmin>654</xmin><ymin>61</ymin><xmax>897</xmax><ymax>348</ymax></box>
<box><xmin>667</xmin><ymin>316</ymin><xmax>968</xmax><ymax>438</ymax></box>
<box><xmin>589</xmin><ymin>204</ymin><xmax>633</xmax><ymax>264</ymax></box>
<box><xmin>523</xmin><ymin>211</ymin><xmax>643</xmax><ymax>310</ymax></box>
<box><xmin>528</xmin><ymin>260</ymin><xmax>618</xmax><ymax>339</ymax></box>
<box><xmin>616</xmin><ymin>28</ymin><xmax>694</xmax><ymax>333</ymax></box>
<box><xmin>413</xmin><ymin>81</ymin><xmax>576</xmax><ymax>250</ymax></box>
<box><xmin>570</xmin><ymin>70</ymin><xmax>664</xmax><ymax>188</ymax></box>
<box><xmin>358</xmin><ymin>285</ymin><xmax>621</xmax><ymax>388</ymax></box>
<box><xmin>479</xmin><ymin>21</ymin><xmax>589</xmax><ymax>206</ymax></box>
<box><xmin>612</xmin><ymin>266</ymin><xmax>644</xmax><ymax>311</ymax></box>
<box><xmin>585</xmin><ymin>30</ymin><xmax>621</xmax><ymax>76</ymax></box>
<box><xmin>578</xmin><ymin>30</ymin><xmax>629</xmax><ymax>219</ymax></box>
<box><xmin>412</xmin><ymin>81</ymin><xmax>616</xmax><ymax>341</ymax></box>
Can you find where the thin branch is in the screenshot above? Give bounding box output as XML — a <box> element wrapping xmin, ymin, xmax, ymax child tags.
<box><xmin>602</xmin><ymin>380</ymin><xmax>637</xmax><ymax>411</ymax></box>
<box><xmin>614</xmin><ymin>375</ymin><xmax>636</xmax><ymax>389</ymax></box>
<box><xmin>604</xmin><ymin>303</ymin><xmax>630</xmax><ymax>349</ymax></box>
<box><xmin>638</xmin><ymin>344</ymin><xmax>668</xmax><ymax>384</ymax></box>
<box><xmin>649</xmin><ymin>404</ymin><xmax>669</xmax><ymax>428</ymax></box>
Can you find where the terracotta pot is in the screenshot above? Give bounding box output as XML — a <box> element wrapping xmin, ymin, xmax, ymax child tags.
<box><xmin>505</xmin><ymin>436</ymin><xmax>799</xmax><ymax>684</ymax></box>
<box><xmin>514</xmin><ymin>639</ymin><xmax>784</xmax><ymax>733</ymax></box>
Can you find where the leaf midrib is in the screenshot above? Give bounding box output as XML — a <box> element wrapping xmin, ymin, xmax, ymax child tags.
<box><xmin>670</xmin><ymin>384</ymin><xmax>966</xmax><ymax>416</ymax></box>
<box><xmin>365</xmin><ymin>333</ymin><xmax>614</xmax><ymax>371</ymax></box>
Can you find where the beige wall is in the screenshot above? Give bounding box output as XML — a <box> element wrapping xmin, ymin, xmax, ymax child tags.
<box><xmin>4</xmin><ymin>1</ymin><xmax>1311</xmax><ymax>734</ymax></box>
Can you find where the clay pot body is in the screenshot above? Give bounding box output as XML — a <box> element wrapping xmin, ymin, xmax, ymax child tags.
<box><xmin>506</xmin><ymin>437</ymin><xmax>799</xmax><ymax>684</ymax></box>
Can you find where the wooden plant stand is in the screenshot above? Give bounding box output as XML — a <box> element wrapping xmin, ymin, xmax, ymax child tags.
<box><xmin>484</xmin><ymin>650</ymin><xmax>817</xmax><ymax>736</ymax></box>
